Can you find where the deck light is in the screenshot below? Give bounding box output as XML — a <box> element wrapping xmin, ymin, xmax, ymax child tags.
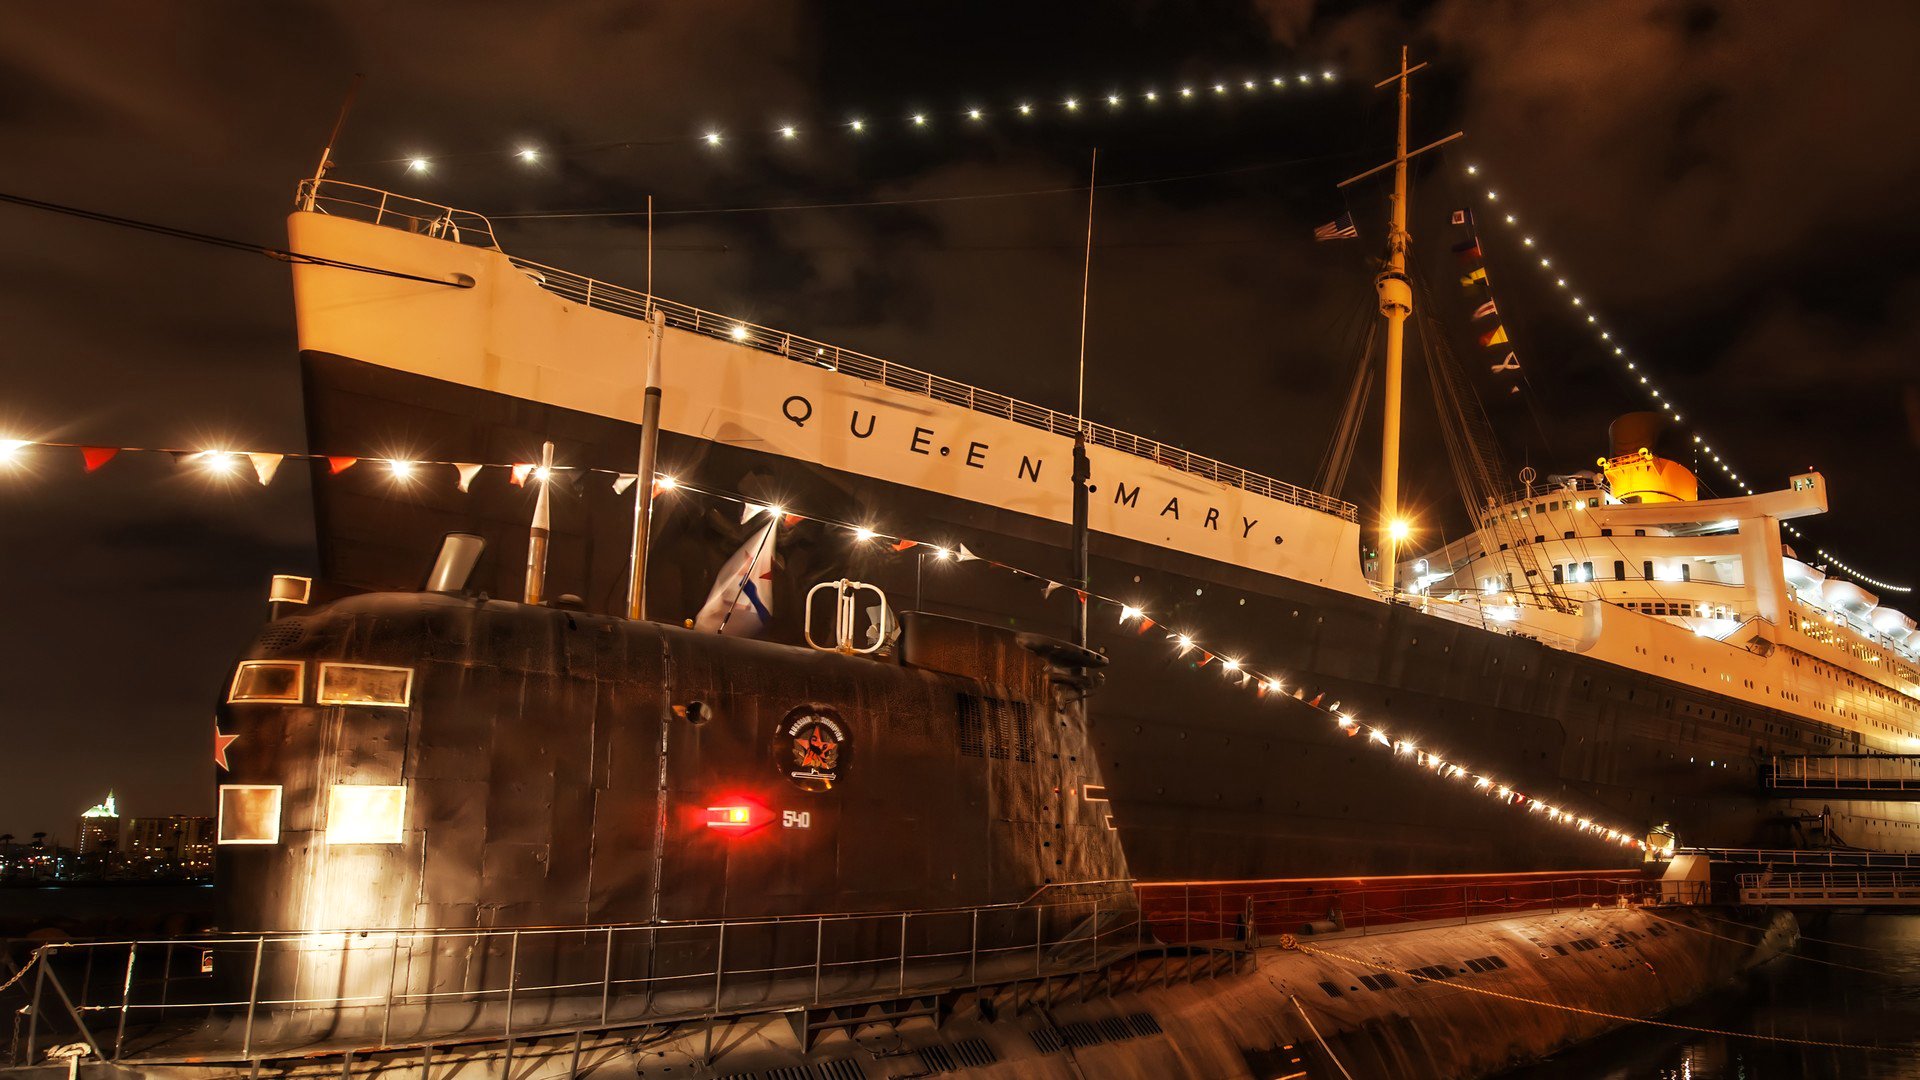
<box><xmin>406</xmin><ymin>158</ymin><xmax>430</xmax><ymax>173</ymax></box>
<box><xmin>853</xmin><ymin>526</ymin><xmax>878</xmax><ymax>542</ymax></box>
<box><xmin>730</xmin><ymin>325</ymin><xmax>749</xmax><ymax>341</ymax></box>
<box><xmin>703</xmin><ymin>131</ymin><xmax>722</xmax><ymax>146</ymax></box>
<box><xmin>967</xmin><ymin>108</ymin><xmax>983</xmax><ymax>120</ymax></box>
<box><xmin>911</xmin><ymin>113</ymin><xmax>928</xmax><ymax>125</ymax></box>
<box><xmin>388</xmin><ymin>459</ymin><xmax>416</xmax><ymax>481</ymax></box>
<box><xmin>849</xmin><ymin>118</ymin><xmax>866</xmax><ymax>132</ymax></box>
<box><xmin>0</xmin><ymin>439</ymin><xmax>25</xmax><ymax>464</ymax></box>
<box><xmin>779</xmin><ymin>125</ymin><xmax>797</xmax><ymax>139</ymax></box>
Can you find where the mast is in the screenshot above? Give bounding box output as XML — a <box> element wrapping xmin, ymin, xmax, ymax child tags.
<box><xmin>1337</xmin><ymin>49</ymin><xmax>1462</xmax><ymax>594</ymax></box>
<box><xmin>1376</xmin><ymin>46</ymin><xmax>1415</xmax><ymax>593</ymax></box>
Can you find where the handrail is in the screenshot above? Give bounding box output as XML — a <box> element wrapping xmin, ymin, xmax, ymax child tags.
<box><xmin>1679</xmin><ymin>846</ymin><xmax>1920</xmax><ymax>869</ymax></box>
<box><xmin>293</xmin><ymin>178</ymin><xmax>1358</xmax><ymax>524</ymax></box>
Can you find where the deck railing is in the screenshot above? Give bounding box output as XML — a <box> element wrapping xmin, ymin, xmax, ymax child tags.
<box><xmin>294</xmin><ymin>178</ymin><xmax>1358</xmax><ymax>523</ymax></box>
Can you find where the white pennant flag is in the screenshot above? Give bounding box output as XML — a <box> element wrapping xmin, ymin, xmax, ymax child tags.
<box><xmin>248</xmin><ymin>453</ymin><xmax>283</xmax><ymax>486</ymax></box>
<box><xmin>1042</xmin><ymin>580</ymin><xmax>1062</xmax><ymax>599</ymax></box>
<box><xmin>612</xmin><ymin>473</ymin><xmax>639</xmax><ymax>495</ymax></box>
<box><xmin>954</xmin><ymin>543</ymin><xmax>978</xmax><ymax>562</ymax></box>
<box><xmin>454</xmin><ymin>463</ymin><xmax>482</xmax><ymax>493</ymax></box>
<box><xmin>694</xmin><ymin>517</ymin><xmax>778</xmax><ymax>636</ymax></box>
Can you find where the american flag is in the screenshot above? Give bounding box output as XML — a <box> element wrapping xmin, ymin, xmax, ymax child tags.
<box><xmin>1313</xmin><ymin>212</ymin><xmax>1358</xmax><ymax>241</ymax></box>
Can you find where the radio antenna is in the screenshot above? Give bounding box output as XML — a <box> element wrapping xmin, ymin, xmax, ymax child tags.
<box><xmin>301</xmin><ymin>74</ymin><xmax>362</xmax><ymax>211</ymax></box>
<box><xmin>1070</xmin><ymin>148</ymin><xmax>1097</xmax><ymax>649</ymax></box>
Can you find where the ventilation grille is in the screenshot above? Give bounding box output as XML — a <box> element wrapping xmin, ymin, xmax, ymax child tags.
<box><xmin>721</xmin><ymin>1061</ymin><xmax>864</xmax><ymax>1080</ymax></box>
<box><xmin>957</xmin><ymin>695</ymin><xmax>1035</xmax><ymax>762</ymax></box>
<box><xmin>910</xmin><ymin>1039</ymin><xmax>996</xmax><ymax>1074</ymax></box>
<box><xmin>253</xmin><ymin>620</ymin><xmax>308</xmax><ymax>654</ymax></box>
<box><xmin>1028</xmin><ymin>1012</ymin><xmax>1163</xmax><ymax>1056</ymax></box>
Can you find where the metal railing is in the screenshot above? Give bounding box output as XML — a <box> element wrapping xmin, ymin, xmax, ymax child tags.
<box><xmin>294</xmin><ymin>179</ymin><xmax>1359</xmax><ymax>523</ymax></box>
<box><xmin>1738</xmin><ymin>870</ymin><xmax>1920</xmax><ymax>906</ymax></box>
<box><xmin>1135</xmin><ymin>871</ymin><xmax>1686</xmax><ymax>945</ymax></box>
<box><xmin>1764</xmin><ymin>754</ymin><xmax>1920</xmax><ymax>794</ymax></box>
<box><xmin>6</xmin><ymin>887</ymin><xmax>1226</xmax><ymax>1067</ymax></box>
<box><xmin>1680</xmin><ymin>846</ymin><xmax>1920</xmax><ymax>869</ymax></box>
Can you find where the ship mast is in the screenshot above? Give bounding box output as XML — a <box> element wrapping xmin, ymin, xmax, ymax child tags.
<box><xmin>1338</xmin><ymin>48</ymin><xmax>1461</xmax><ymax>593</ymax></box>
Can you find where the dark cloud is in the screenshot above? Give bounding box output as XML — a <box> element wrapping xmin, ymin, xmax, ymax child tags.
<box><xmin>0</xmin><ymin>0</ymin><xmax>1913</xmax><ymax>831</ymax></box>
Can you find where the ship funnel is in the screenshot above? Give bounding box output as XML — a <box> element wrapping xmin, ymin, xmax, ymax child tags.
<box><xmin>425</xmin><ymin>533</ymin><xmax>486</xmax><ymax>593</ymax></box>
<box><xmin>1607</xmin><ymin>411</ymin><xmax>1667</xmax><ymax>459</ymax></box>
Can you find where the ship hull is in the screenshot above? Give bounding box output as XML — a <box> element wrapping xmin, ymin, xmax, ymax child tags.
<box><xmin>300</xmin><ymin>354</ymin><xmax>1920</xmax><ymax>876</ymax></box>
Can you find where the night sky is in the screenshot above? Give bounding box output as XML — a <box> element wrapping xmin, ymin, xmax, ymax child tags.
<box><xmin>2</xmin><ymin>2</ymin><xmax>1915</xmax><ymax>836</ymax></box>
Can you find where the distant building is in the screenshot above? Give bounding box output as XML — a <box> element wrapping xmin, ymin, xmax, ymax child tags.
<box><xmin>127</xmin><ymin>815</ymin><xmax>215</xmax><ymax>875</ymax></box>
<box><xmin>77</xmin><ymin>792</ymin><xmax>121</xmax><ymax>855</ymax></box>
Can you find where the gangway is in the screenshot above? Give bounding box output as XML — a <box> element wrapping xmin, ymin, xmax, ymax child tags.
<box><xmin>1761</xmin><ymin>754</ymin><xmax>1920</xmax><ymax>799</ymax></box>
<box><xmin>1738</xmin><ymin>870</ymin><xmax>1920</xmax><ymax>908</ymax></box>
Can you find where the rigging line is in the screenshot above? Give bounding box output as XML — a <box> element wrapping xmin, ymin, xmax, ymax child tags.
<box><xmin>0</xmin><ymin>192</ymin><xmax>471</xmax><ymax>290</ymax></box>
<box><xmin>1637</xmin><ymin>909</ymin><xmax>1897</xmax><ymax>979</ymax></box>
<box><xmin>487</xmin><ymin>148</ymin><xmax>1373</xmax><ymax>221</ymax></box>
<box><xmin>1287</xmin><ymin>994</ymin><xmax>1357</xmax><ymax>1080</ymax></box>
<box><xmin>1288</xmin><ymin>938</ymin><xmax>1915</xmax><ymax>1055</ymax></box>
<box><xmin>1681</xmin><ymin>905</ymin><xmax>1897</xmax><ymax>954</ymax></box>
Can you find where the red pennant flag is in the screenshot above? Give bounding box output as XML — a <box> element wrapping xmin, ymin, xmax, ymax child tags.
<box><xmin>891</xmin><ymin>539</ymin><xmax>919</xmax><ymax>552</ymax></box>
<box><xmin>1198</xmin><ymin>651</ymin><xmax>1214</xmax><ymax>667</ymax></box>
<box><xmin>80</xmin><ymin>447</ymin><xmax>118</xmax><ymax>472</ymax></box>
<box><xmin>1307</xmin><ymin>692</ymin><xmax>1325</xmax><ymax>708</ymax></box>
<box><xmin>510</xmin><ymin>463</ymin><xmax>534</xmax><ymax>487</ymax></box>
<box><xmin>327</xmin><ymin>456</ymin><xmax>358</xmax><ymax>475</ymax></box>
<box><xmin>1075</xmin><ymin>590</ymin><xmax>1088</xmax><ymax>604</ymax></box>
<box><xmin>783</xmin><ymin>514</ymin><xmax>803</xmax><ymax>528</ymax></box>
<box><xmin>1137</xmin><ymin>616</ymin><xmax>1155</xmax><ymax>634</ymax></box>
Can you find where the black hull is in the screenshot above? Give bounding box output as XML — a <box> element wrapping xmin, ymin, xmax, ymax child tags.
<box><xmin>301</xmin><ymin>354</ymin><xmax>1920</xmax><ymax>876</ymax></box>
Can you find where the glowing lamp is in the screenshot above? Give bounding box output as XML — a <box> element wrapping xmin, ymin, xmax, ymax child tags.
<box><xmin>200</xmin><ymin>450</ymin><xmax>239</xmax><ymax>476</ymax></box>
<box><xmin>705</xmin><ymin>800</ymin><xmax>771</xmax><ymax>833</ymax></box>
<box><xmin>0</xmin><ymin>439</ymin><xmax>26</xmax><ymax>463</ymax></box>
<box><xmin>407</xmin><ymin>158</ymin><xmax>430</xmax><ymax>173</ymax></box>
<box><xmin>703</xmin><ymin>132</ymin><xmax>722</xmax><ymax>146</ymax></box>
<box><xmin>388</xmin><ymin>459</ymin><xmax>416</xmax><ymax>481</ymax></box>
<box><xmin>779</xmin><ymin>125</ymin><xmax>797</xmax><ymax>139</ymax></box>
<box><xmin>853</xmin><ymin>526</ymin><xmax>878</xmax><ymax>542</ymax></box>
<box><xmin>517</xmin><ymin>148</ymin><xmax>539</xmax><ymax>162</ymax></box>
<box><xmin>1119</xmin><ymin>604</ymin><xmax>1144</xmax><ymax>622</ymax></box>
<box><xmin>656</xmin><ymin>475</ymin><xmax>678</xmax><ymax>491</ymax></box>
<box><xmin>730</xmin><ymin>325</ymin><xmax>749</xmax><ymax>341</ymax></box>
<box><xmin>1388</xmin><ymin>519</ymin><xmax>1411</xmax><ymax>542</ymax></box>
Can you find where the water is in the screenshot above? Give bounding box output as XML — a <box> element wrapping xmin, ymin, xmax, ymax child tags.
<box><xmin>1507</xmin><ymin>915</ymin><xmax>1920</xmax><ymax>1079</ymax></box>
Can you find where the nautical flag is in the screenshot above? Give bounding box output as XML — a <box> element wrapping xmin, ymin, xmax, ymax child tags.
<box><xmin>1460</xmin><ymin>268</ymin><xmax>1487</xmax><ymax>287</ymax></box>
<box><xmin>456</xmin><ymin>463</ymin><xmax>484</xmax><ymax>492</ymax></box>
<box><xmin>694</xmin><ymin>517</ymin><xmax>778</xmax><ymax>636</ymax></box>
<box><xmin>1451</xmin><ymin>208</ymin><xmax>1472</xmax><ymax>226</ymax></box>
<box><xmin>327</xmin><ymin>456</ymin><xmax>358</xmax><ymax>475</ymax></box>
<box><xmin>80</xmin><ymin>447</ymin><xmax>118</xmax><ymax>472</ymax></box>
<box><xmin>1490</xmin><ymin>353</ymin><xmax>1521</xmax><ymax>373</ymax></box>
<box><xmin>1479</xmin><ymin>325</ymin><xmax>1510</xmax><ymax>348</ymax></box>
<box><xmin>1451</xmin><ymin>239</ymin><xmax>1483</xmax><ymax>263</ymax></box>
<box><xmin>1473</xmin><ymin>300</ymin><xmax>1499</xmax><ymax>320</ymax></box>
<box><xmin>248</xmin><ymin>453</ymin><xmax>283</xmax><ymax>486</ymax></box>
<box><xmin>612</xmin><ymin>473</ymin><xmax>639</xmax><ymax>495</ymax></box>
<box><xmin>1313</xmin><ymin>212</ymin><xmax>1358</xmax><ymax>241</ymax></box>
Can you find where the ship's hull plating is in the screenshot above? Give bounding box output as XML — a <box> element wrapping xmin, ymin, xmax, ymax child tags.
<box><xmin>302</xmin><ymin>354</ymin><xmax>1920</xmax><ymax>875</ymax></box>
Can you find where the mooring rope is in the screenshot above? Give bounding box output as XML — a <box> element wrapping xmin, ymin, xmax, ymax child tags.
<box><xmin>1287</xmin><ymin>993</ymin><xmax>1357</xmax><ymax>1080</ymax></box>
<box><xmin>1638</xmin><ymin>910</ymin><xmax>1895</xmax><ymax>978</ymax></box>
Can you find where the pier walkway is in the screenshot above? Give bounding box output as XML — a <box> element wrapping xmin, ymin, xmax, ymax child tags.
<box><xmin>1760</xmin><ymin>754</ymin><xmax>1920</xmax><ymax>799</ymax></box>
<box><xmin>1737</xmin><ymin>870</ymin><xmax>1920</xmax><ymax>908</ymax></box>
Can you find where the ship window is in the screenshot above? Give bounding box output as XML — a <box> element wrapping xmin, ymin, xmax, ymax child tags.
<box><xmin>1614</xmin><ymin>561</ymin><xmax>1625</xmax><ymax>581</ymax></box>
<box><xmin>217</xmin><ymin>785</ymin><xmax>282</xmax><ymax>845</ymax></box>
<box><xmin>1601</xmin><ymin>528</ymin><xmax>1613</xmax><ymax>537</ymax></box>
<box><xmin>318</xmin><ymin>663</ymin><xmax>414</xmax><ymax>708</ymax></box>
<box><xmin>1553</xmin><ymin>566</ymin><xmax>1564</xmax><ymax>585</ymax></box>
<box><xmin>228</xmin><ymin>660</ymin><xmax>304</xmax><ymax>704</ymax></box>
<box><xmin>1644</xmin><ymin>561</ymin><xmax>1653</xmax><ymax>580</ymax></box>
<box><xmin>325</xmin><ymin>785</ymin><xmax>407</xmax><ymax>845</ymax></box>
<box><xmin>1680</xmin><ymin>564</ymin><xmax>1691</xmax><ymax>582</ymax></box>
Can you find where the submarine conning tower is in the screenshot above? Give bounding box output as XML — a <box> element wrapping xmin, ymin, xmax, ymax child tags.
<box><xmin>214</xmin><ymin>583</ymin><xmax>1129</xmax><ymax>938</ymax></box>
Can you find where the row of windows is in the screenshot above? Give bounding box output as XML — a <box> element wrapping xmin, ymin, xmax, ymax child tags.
<box><xmin>229</xmin><ymin>661</ymin><xmax>414</xmax><ymax>708</ymax></box>
<box><xmin>217</xmin><ymin>784</ymin><xmax>407</xmax><ymax>846</ymax></box>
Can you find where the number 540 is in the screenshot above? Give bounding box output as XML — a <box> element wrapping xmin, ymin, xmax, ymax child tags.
<box><xmin>781</xmin><ymin>810</ymin><xmax>812</xmax><ymax>829</ymax></box>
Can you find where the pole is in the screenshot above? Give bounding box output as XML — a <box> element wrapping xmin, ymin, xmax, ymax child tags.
<box><xmin>302</xmin><ymin>75</ymin><xmax>363</xmax><ymax>210</ymax></box>
<box><xmin>1375</xmin><ymin>46</ymin><xmax>1415</xmax><ymax>593</ymax></box>
<box><xmin>1070</xmin><ymin>150</ymin><xmax>1098</xmax><ymax>648</ymax></box>
<box><xmin>523</xmin><ymin>441</ymin><xmax>554</xmax><ymax>605</ymax></box>
<box><xmin>627</xmin><ymin>309</ymin><xmax>666</xmax><ymax>619</ymax></box>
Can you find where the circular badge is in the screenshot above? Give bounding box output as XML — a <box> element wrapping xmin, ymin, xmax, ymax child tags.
<box><xmin>772</xmin><ymin>705</ymin><xmax>850</xmax><ymax>793</ymax></box>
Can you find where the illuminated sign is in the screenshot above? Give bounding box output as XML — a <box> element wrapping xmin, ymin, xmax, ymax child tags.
<box><xmin>704</xmin><ymin>801</ymin><xmax>772</xmax><ymax>833</ymax></box>
<box><xmin>772</xmin><ymin>705</ymin><xmax>849</xmax><ymax>793</ymax></box>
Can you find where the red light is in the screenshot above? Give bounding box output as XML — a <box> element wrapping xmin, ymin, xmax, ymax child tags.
<box><xmin>704</xmin><ymin>800</ymin><xmax>770</xmax><ymax>833</ymax></box>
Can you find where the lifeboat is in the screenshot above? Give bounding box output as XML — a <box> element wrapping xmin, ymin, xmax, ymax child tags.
<box><xmin>1870</xmin><ymin>606</ymin><xmax>1917</xmax><ymax>642</ymax></box>
<box><xmin>1782</xmin><ymin>556</ymin><xmax>1825</xmax><ymax>597</ymax></box>
<box><xmin>1822</xmin><ymin>578</ymin><xmax>1878</xmax><ymax>616</ymax></box>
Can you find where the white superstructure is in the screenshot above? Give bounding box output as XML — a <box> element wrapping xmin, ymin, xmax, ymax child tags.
<box><xmin>1407</xmin><ymin>449</ymin><xmax>1920</xmax><ymax>751</ymax></box>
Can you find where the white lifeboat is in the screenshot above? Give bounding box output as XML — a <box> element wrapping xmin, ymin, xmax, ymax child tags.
<box><xmin>1782</xmin><ymin>556</ymin><xmax>1825</xmax><ymax>597</ymax></box>
<box><xmin>1822</xmin><ymin>578</ymin><xmax>1878</xmax><ymax>615</ymax></box>
<box><xmin>1869</xmin><ymin>606</ymin><xmax>1917</xmax><ymax>641</ymax></box>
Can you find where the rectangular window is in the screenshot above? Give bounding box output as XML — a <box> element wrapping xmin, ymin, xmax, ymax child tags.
<box><xmin>1583</xmin><ymin>562</ymin><xmax>1594</xmax><ymax>582</ymax></box>
<box><xmin>228</xmin><ymin>660</ymin><xmax>303</xmax><ymax>704</ymax></box>
<box><xmin>1680</xmin><ymin>564</ymin><xmax>1691</xmax><ymax>582</ymax></box>
<box><xmin>325</xmin><ymin>785</ymin><xmax>407</xmax><ymax>845</ymax></box>
<box><xmin>1081</xmin><ymin>784</ymin><xmax>1110</xmax><ymax>802</ymax></box>
<box><xmin>217</xmin><ymin>785</ymin><xmax>282</xmax><ymax>845</ymax></box>
<box><xmin>1614</xmin><ymin>560</ymin><xmax>1626</xmax><ymax>581</ymax></box>
<box><xmin>1553</xmin><ymin>566</ymin><xmax>1564</xmax><ymax>585</ymax></box>
<box><xmin>1601</xmin><ymin>528</ymin><xmax>1613</xmax><ymax>537</ymax></box>
<box><xmin>1644</xmin><ymin>561</ymin><xmax>1653</xmax><ymax>580</ymax></box>
<box><xmin>317</xmin><ymin>663</ymin><xmax>414</xmax><ymax>708</ymax></box>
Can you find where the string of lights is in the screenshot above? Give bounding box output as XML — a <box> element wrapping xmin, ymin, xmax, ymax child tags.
<box><xmin>1459</xmin><ymin>164</ymin><xmax>1911</xmax><ymax>595</ymax></box>
<box><xmin>369</xmin><ymin>66</ymin><xmax>1345</xmax><ymax>176</ymax></box>
<box><xmin>0</xmin><ymin>433</ymin><xmax>1648</xmax><ymax>852</ymax></box>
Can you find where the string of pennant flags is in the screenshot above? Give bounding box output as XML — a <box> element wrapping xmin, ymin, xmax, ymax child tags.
<box><xmin>0</xmin><ymin>431</ymin><xmax>1646</xmax><ymax>851</ymax></box>
<box><xmin>1455</xmin><ymin>164</ymin><xmax>1910</xmax><ymax>595</ymax></box>
<box><xmin>373</xmin><ymin>65</ymin><xmax>1345</xmax><ymax>177</ymax></box>
<box><xmin>1451</xmin><ymin>207</ymin><xmax>1522</xmax><ymax>390</ymax></box>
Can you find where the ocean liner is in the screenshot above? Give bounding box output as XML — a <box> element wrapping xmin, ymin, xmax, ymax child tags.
<box><xmin>272</xmin><ymin>75</ymin><xmax>1919</xmax><ymax>891</ymax></box>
